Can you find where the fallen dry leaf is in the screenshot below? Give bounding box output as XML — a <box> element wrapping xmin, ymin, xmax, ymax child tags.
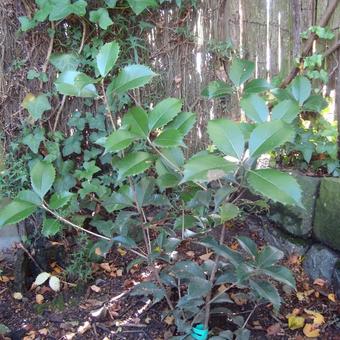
<box><xmin>313</xmin><ymin>278</ymin><xmax>327</xmax><ymax>287</ymax></box>
<box><xmin>266</xmin><ymin>323</ymin><xmax>282</xmax><ymax>336</ymax></box>
<box><xmin>304</xmin><ymin>309</ymin><xmax>325</xmax><ymax>325</ymax></box>
<box><xmin>0</xmin><ymin>276</ymin><xmax>10</xmax><ymax>283</ymax></box>
<box><xmin>77</xmin><ymin>321</ymin><xmax>91</xmax><ymax>335</ymax></box>
<box><xmin>164</xmin><ymin>316</ymin><xmax>174</xmax><ymax>325</ymax></box>
<box><xmin>95</xmin><ymin>247</ymin><xmax>102</xmax><ymax>256</ymax></box>
<box><xmin>230</xmin><ymin>292</ymin><xmax>248</xmax><ymax>305</ymax></box>
<box><xmin>90</xmin><ymin>285</ymin><xmax>101</xmax><ymax>293</ymax></box>
<box><xmin>303</xmin><ymin>323</ymin><xmax>320</xmax><ymax>338</ymax></box>
<box><xmin>117</xmin><ymin>247</ymin><xmax>127</xmax><ymax>256</ymax></box>
<box><xmin>13</xmin><ymin>292</ymin><xmax>23</xmax><ymax>300</ymax></box>
<box><xmin>23</xmin><ymin>331</ymin><xmax>36</xmax><ymax>340</ymax></box>
<box><xmin>116</xmin><ymin>269</ymin><xmax>123</xmax><ymax>277</ymax></box>
<box><xmin>328</xmin><ymin>293</ymin><xmax>336</xmax><ymax>302</ymax></box>
<box><xmin>65</xmin><ymin>333</ymin><xmax>76</xmax><ymax>340</ymax></box>
<box><xmin>199</xmin><ymin>252</ymin><xmax>212</xmax><ymax>261</ymax></box>
<box><xmin>35</xmin><ymin>294</ymin><xmax>44</xmax><ymax>304</ymax></box>
<box><xmin>287</xmin><ymin>315</ymin><xmax>305</xmax><ymax>330</ymax></box>
<box><xmin>100</xmin><ymin>263</ymin><xmax>112</xmax><ymax>272</ymax></box>
<box><xmin>38</xmin><ymin>328</ymin><xmax>48</xmax><ymax>336</ymax></box>
<box><xmin>186</xmin><ymin>251</ymin><xmax>195</xmax><ymax>258</ymax></box>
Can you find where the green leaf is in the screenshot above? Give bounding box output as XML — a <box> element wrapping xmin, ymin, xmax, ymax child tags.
<box><xmin>236</xmin><ymin>236</ymin><xmax>258</xmax><ymax>257</ymax></box>
<box><xmin>181</xmin><ymin>154</ymin><xmax>236</xmax><ymax>183</ymax></box>
<box><xmin>127</xmin><ymin>0</ymin><xmax>158</xmax><ymax>15</ymax></box>
<box><xmin>249</xmin><ymin>279</ymin><xmax>281</xmax><ymax>308</ymax></box>
<box><xmin>154</xmin><ymin>128</ymin><xmax>184</xmax><ymax>148</ymax></box>
<box><xmin>42</xmin><ymin>218</ymin><xmax>62</xmax><ymax>237</ymax></box>
<box><xmin>90</xmin><ymin>220</ymin><xmax>115</xmax><ymax>238</ymax></box>
<box><xmin>167</xmin><ymin>112</ymin><xmax>196</xmax><ymax>136</ymax></box>
<box><xmin>249</xmin><ymin>120</ymin><xmax>295</xmax><ymax>158</ymax></box>
<box><xmin>148</xmin><ymin>98</ymin><xmax>182</xmax><ymax>131</ymax></box>
<box><xmin>50</xmin><ymin>53</ymin><xmax>80</xmax><ymax>72</ymax></box>
<box><xmin>96</xmin><ymin>41</ymin><xmax>120</xmax><ymax>77</ymax></box>
<box><xmin>116</xmin><ymin>152</ymin><xmax>154</xmax><ymax>180</ymax></box>
<box><xmin>243</xmin><ymin>79</ymin><xmax>272</xmax><ymax>94</ymax></box>
<box><xmin>201</xmin><ymin>80</ymin><xmax>233</xmax><ymax>99</ymax></box>
<box><xmin>96</xmin><ymin>130</ymin><xmax>138</xmax><ymax>154</ymax></box>
<box><xmin>49</xmin><ymin>192</ymin><xmax>73</xmax><ymax>209</ymax></box>
<box><xmin>22</xmin><ymin>128</ymin><xmax>45</xmax><ymax>153</ymax></box>
<box><xmin>30</xmin><ymin>160</ymin><xmax>56</xmax><ymax>199</ymax></box>
<box><xmin>109</xmin><ymin>64</ymin><xmax>156</xmax><ymax>94</ymax></box>
<box><xmin>220</xmin><ymin>203</ymin><xmax>239</xmax><ymax>222</ymax></box>
<box><xmin>290</xmin><ymin>76</ymin><xmax>311</xmax><ymax>105</ymax></box>
<box><xmin>247</xmin><ymin>169</ymin><xmax>302</xmax><ymax>207</ymax></box>
<box><xmin>22</xmin><ymin>93</ymin><xmax>51</xmax><ymax>121</ymax></box>
<box><xmin>262</xmin><ymin>265</ymin><xmax>296</xmax><ymax>289</ymax></box>
<box><xmin>75</xmin><ymin>161</ymin><xmax>100</xmax><ymax>180</ymax></box>
<box><xmin>19</xmin><ymin>16</ymin><xmax>37</xmax><ymax>32</ymax></box>
<box><xmin>240</xmin><ymin>94</ymin><xmax>269</xmax><ymax>123</ymax></box>
<box><xmin>229</xmin><ymin>59</ymin><xmax>254</xmax><ymax>87</ymax></box>
<box><xmin>0</xmin><ymin>200</ymin><xmax>37</xmax><ymax>227</ymax></box>
<box><xmin>105</xmin><ymin>0</ymin><xmax>117</xmax><ymax>8</ymax></box>
<box><xmin>0</xmin><ymin>323</ymin><xmax>10</xmax><ymax>335</ymax></box>
<box><xmin>89</xmin><ymin>7</ymin><xmax>113</xmax><ymax>30</ymax></box>
<box><xmin>256</xmin><ymin>245</ymin><xmax>284</xmax><ymax>268</ymax></box>
<box><xmin>16</xmin><ymin>190</ymin><xmax>42</xmax><ymax>206</ymax></box>
<box><xmin>188</xmin><ymin>278</ymin><xmax>212</xmax><ymax>298</ymax></box>
<box><xmin>207</xmin><ymin>119</ymin><xmax>244</xmax><ymax>160</ymax></box>
<box><xmin>271</xmin><ymin>99</ymin><xmax>300</xmax><ymax>123</ymax></box>
<box><xmin>55</xmin><ymin>71</ymin><xmax>98</xmax><ymax>97</ymax></box>
<box><xmin>123</xmin><ymin>106</ymin><xmax>149</xmax><ymax>137</ymax></box>
<box><xmin>303</xmin><ymin>95</ymin><xmax>328</xmax><ymax>112</ymax></box>
<box><xmin>172</xmin><ymin>260</ymin><xmax>205</xmax><ymax>279</ymax></box>
<box><xmin>131</xmin><ymin>282</ymin><xmax>164</xmax><ymax>304</ymax></box>
<box><xmin>48</xmin><ymin>0</ymin><xmax>87</xmax><ymax>20</ymax></box>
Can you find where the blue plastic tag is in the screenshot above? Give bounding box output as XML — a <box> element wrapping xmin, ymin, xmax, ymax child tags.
<box><xmin>191</xmin><ymin>324</ymin><xmax>209</xmax><ymax>340</ymax></box>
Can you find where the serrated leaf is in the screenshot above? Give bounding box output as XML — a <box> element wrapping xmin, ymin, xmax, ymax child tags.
<box><xmin>167</xmin><ymin>112</ymin><xmax>196</xmax><ymax>136</ymax></box>
<box><xmin>188</xmin><ymin>277</ymin><xmax>212</xmax><ymax>298</ymax></box>
<box><xmin>31</xmin><ymin>161</ymin><xmax>55</xmax><ymax>198</ymax></box>
<box><xmin>123</xmin><ymin>106</ymin><xmax>149</xmax><ymax>137</ymax></box>
<box><xmin>34</xmin><ymin>272</ymin><xmax>51</xmax><ymax>286</ymax></box>
<box><xmin>262</xmin><ymin>265</ymin><xmax>296</xmax><ymax>289</ymax></box>
<box><xmin>127</xmin><ymin>0</ymin><xmax>158</xmax><ymax>15</ymax></box>
<box><xmin>249</xmin><ymin>120</ymin><xmax>295</xmax><ymax>158</ymax></box>
<box><xmin>42</xmin><ymin>218</ymin><xmax>62</xmax><ymax>237</ymax></box>
<box><xmin>243</xmin><ymin>78</ymin><xmax>271</xmax><ymax>94</ymax></box>
<box><xmin>250</xmin><ymin>279</ymin><xmax>281</xmax><ymax>308</ymax></box>
<box><xmin>96</xmin><ymin>41</ymin><xmax>120</xmax><ymax>77</ymax></box>
<box><xmin>50</xmin><ymin>53</ymin><xmax>80</xmax><ymax>72</ymax></box>
<box><xmin>247</xmin><ymin>169</ymin><xmax>302</xmax><ymax>207</ymax></box>
<box><xmin>271</xmin><ymin>99</ymin><xmax>300</xmax><ymax>123</ymax></box>
<box><xmin>236</xmin><ymin>236</ymin><xmax>258</xmax><ymax>257</ymax></box>
<box><xmin>22</xmin><ymin>129</ymin><xmax>45</xmax><ymax>153</ymax></box>
<box><xmin>207</xmin><ymin>119</ymin><xmax>244</xmax><ymax>160</ymax></box>
<box><xmin>154</xmin><ymin>128</ymin><xmax>184</xmax><ymax>148</ymax></box>
<box><xmin>110</xmin><ymin>64</ymin><xmax>156</xmax><ymax>94</ymax></box>
<box><xmin>240</xmin><ymin>94</ymin><xmax>269</xmax><ymax>123</ymax></box>
<box><xmin>220</xmin><ymin>203</ymin><xmax>239</xmax><ymax>222</ymax></box>
<box><xmin>96</xmin><ymin>130</ymin><xmax>138</xmax><ymax>154</ymax></box>
<box><xmin>201</xmin><ymin>80</ymin><xmax>233</xmax><ymax>99</ymax></box>
<box><xmin>89</xmin><ymin>7</ymin><xmax>113</xmax><ymax>30</ymax></box>
<box><xmin>172</xmin><ymin>260</ymin><xmax>205</xmax><ymax>279</ymax></box>
<box><xmin>256</xmin><ymin>245</ymin><xmax>284</xmax><ymax>268</ymax></box>
<box><xmin>22</xmin><ymin>93</ymin><xmax>51</xmax><ymax>121</ymax></box>
<box><xmin>148</xmin><ymin>98</ymin><xmax>182</xmax><ymax>131</ymax></box>
<box><xmin>49</xmin><ymin>275</ymin><xmax>61</xmax><ymax>292</ymax></box>
<box><xmin>229</xmin><ymin>59</ymin><xmax>254</xmax><ymax>87</ymax></box>
<box><xmin>0</xmin><ymin>200</ymin><xmax>37</xmax><ymax>227</ymax></box>
<box><xmin>16</xmin><ymin>190</ymin><xmax>41</xmax><ymax>206</ymax></box>
<box><xmin>290</xmin><ymin>76</ymin><xmax>311</xmax><ymax>105</ymax></box>
<box><xmin>49</xmin><ymin>192</ymin><xmax>73</xmax><ymax>209</ymax></box>
<box><xmin>116</xmin><ymin>152</ymin><xmax>153</xmax><ymax>180</ymax></box>
<box><xmin>181</xmin><ymin>154</ymin><xmax>236</xmax><ymax>183</ymax></box>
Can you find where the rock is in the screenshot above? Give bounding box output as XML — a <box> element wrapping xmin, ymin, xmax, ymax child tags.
<box><xmin>313</xmin><ymin>177</ymin><xmax>340</xmax><ymax>251</ymax></box>
<box><xmin>263</xmin><ymin>225</ymin><xmax>309</xmax><ymax>256</ymax></box>
<box><xmin>269</xmin><ymin>173</ymin><xmax>320</xmax><ymax>238</ymax></box>
<box><xmin>303</xmin><ymin>244</ymin><xmax>339</xmax><ymax>283</ymax></box>
<box><xmin>332</xmin><ymin>261</ymin><xmax>340</xmax><ymax>299</ymax></box>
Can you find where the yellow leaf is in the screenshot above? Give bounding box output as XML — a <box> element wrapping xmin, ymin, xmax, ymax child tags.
<box><xmin>304</xmin><ymin>309</ymin><xmax>325</xmax><ymax>325</ymax></box>
<box><xmin>303</xmin><ymin>323</ymin><xmax>320</xmax><ymax>338</ymax></box>
<box><xmin>117</xmin><ymin>247</ymin><xmax>127</xmax><ymax>256</ymax></box>
<box><xmin>22</xmin><ymin>93</ymin><xmax>35</xmax><ymax>107</ymax></box>
<box><xmin>287</xmin><ymin>315</ymin><xmax>305</xmax><ymax>330</ymax></box>
<box><xmin>199</xmin><ymin>252</ymin><xmax>213</xmax><ymax>261</ymax></box>
<box><xmin>328</xmin><ymin>293</ymin><xmax>336</xmax><ymax>302</ymax></box>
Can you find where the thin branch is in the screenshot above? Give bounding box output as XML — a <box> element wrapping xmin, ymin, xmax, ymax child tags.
<box><xmin>52</xmin><ymin>95</ymin><xmax>66</xmax><ymax>132</ymax></box>
<box><xmin>40</xmin><ymin>21</ymin><xmax>55</xmax><ymax>89</ymax></box>
<box><xmin>101</xmin><ymin>79</ymin><xmax>116</xmax><ymax>131</ymax></box>
<box><xmin>323</xmin><ymin>39</ymin><xmax>340</xmax><ymax>58</ymax></box>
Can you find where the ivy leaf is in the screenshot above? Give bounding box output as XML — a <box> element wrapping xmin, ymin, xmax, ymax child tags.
<box><xmin>30</xmin><ymin>160</ymin><xmax>56</xmax><ymax>199</ymax></box>
<box><xmin>48</xmin><ymin>0</ymin><xmax>87</xmax><ymax>21</ymax></box>
<box><xmin>154</xmin><ymin>128</ymin><xmax>184</xmax><ymax>148</ymax></box>
<box><xmin>42</xmin><ymin>218</ymin><xmax>62</xmax><ymax>237</ymax></box>
<box><xmin>75</xmin><ymin>161</ymin><xmax>100</xmax><ymax>180</ymax></box>
<box><xmin>18</xmin><ymin>16</ymin><xmax>37</xmax><ymax>32</ymax></box>
<box><xmin>240</xmin><ymin>94</ymin><xmax>269</xmax><ymax>123</ymax></box>
<box><xmin>22</xmin><ymin>93</ymin><xmax>51</xmax><ymax>121</ymax></box>
<box><xmin>50</xmin><ymin>53</ymin><xmax>80</xmax><ymax>72</ymax></box>
<box><xmin>262</xmin><ymin>265</ymin><xmax>296</xmax><ymax>289</ymax></box>
<box><xmin>220</xmin><ymin>203</ymin><xmax>239</xmax><ymax>222</ymax></box>
<box><xmin>109</xmin><ymin>64</ymin><xmax>156</xmax><ymax>94</ymax></box>
<box><xmin>181</xmin><ymin>154</ymin><xmax>236</xmax><ymax>183</ymax></box>
<box><xmin>123</xmin><ymin>106</ymin><xmax>149</xmax><ymax>137</ymax></box>
<box><xmin>105</xmin><ymin>0</ymin><xmax>117</xmax><ymax>8</ymax></box>
<box><xmin>0</xmin><ymin>200</ymin><xmax>37</xmax><ymax>227</ymax></box>
<box><xmin>271</xmin><ymin>99</ymin><xmax>300</xmax><ymax>123</ymax></box>
<box><xmin>229</xmin><ymin>59</ymin><xmax>254</xmax><ymax>87</ymax></box>
<box><xmin>96</xmin><ymin>130</ymin><xmax>138</xmax><ymax>154</ymax></box>
<box><xmin>290</xmin><ymin>76</ymin><xmax>311</xmax><ymax>105</ymax></box>
<box><xmin>49</xmin><ymin>192</ymin><xmax>73</xmax><ymax>209</ymax></box>
<box><xmin>148</xmin><ymin>98</ymin><xmax>182</xmax><ymax>131</ymax></box>
<box><xmin>247</xmin><ymin>169</ymin><xmax>302</xmax><ymax>207</ymax></box>
<box><xmin>89</xmin><ymin>7</ymin><xmax>113</xmax><ymax>30</ymax></box>
<box><xmin>62</xmin><ymin>132</ymin><xmax>82</xmax><ymax>156</ymax></box>
<box><xmin>55</xmin><ymin>71</ymin><xmax>98</xmax><ymax>98</ymax></box>
<box><xmin>127</xmin><ymin>0</ymin><xmax>158</xmax><ymax>15</ymax></box>
<box><xmin>250</xmin><ymin>279</ymin><xmax>281</xmax><ymax>308</ymax></box>
<box><xmin>96</xmin><ymin>41</ymin><xmax>120</xmax><ymax>77</ymax></box>
<box><xmin>249</xmin><ymin>120</ymin><xmax>295</xmax><ymax>158</ymax></box>
<box><xmin>116</xmin><ymin>152</ymin><xmax>154</xmax><ymax>181</ymax></box>
<box><xmin>167</xmin><ymin>112</ymin><xmax>196</xmax><ymax>136</ymax></box>
<box><xmin>201</xmin><ymin>80</ymin><xmax>233</xmax><ymax>99</ymax></box>
<box><xmin>207</xmin><ymin>119</ymin><xmax>244</xmax><ymax>160</ymax></box>
<box><xmin>243</xmin><ymin>78</ymin><xmax>272</xmax><ymax>94</ymax></box>
<box><xmin>22</xmin><ymin>128</ymin><xmax>45</xmax><ymax>153</ymax></box>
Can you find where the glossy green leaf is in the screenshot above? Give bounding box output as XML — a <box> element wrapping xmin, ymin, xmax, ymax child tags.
<box><xmin>50</xmin><ymin>53</ymin><xmax>80</xmax><ymax>72</ymax></box>
<box><xmin>22</xmin><ymin>93</ymin><xmax>51</xmax><ymax>121</ymax></box>
<box><xmin>0</xmin><ymin>200</ymin><xmax>37</xmax><ymax>227</ymax></box>
<box><xmin>42</xmin><ymin>218</ymin><xmax>62</xmax><ymax>237</ymax></box>
<box><xmin>181</xmin><ymin>154</ymin><xmax>236</xmax><ymax>183</ymax></box>
<box><xmin>49</xmin><ymin>192</ymin><xmax>73</xmax><ymax>209</ymax></box>
<box><xmin>290</xmin><ymin>76</ymin><xmax>311</xmax><ymax>105</ymax></box>
<box><xmin>148</xmin><ymin>98</ymin><xmax>182</xmax><ymax>131</ymax></box>
<box><xmin>243</xmin><ymin>78</ymin><xmax>271</xmax><ymax>94</ymax></box>
<box><xmin>110</xmin><ymin>64</ymin><xmax>156</xmax><ymax>94</ymax></box>
<box><xmin>201</xmin><ymin>80</ymin><xmax>233</xmax><ymax>99</ymax></box>
<box><xmin>262</xmin><ymin>265</ymin><xmax>296</xmax><ymax>289</ymax></box>
<box><xmin>250</xmin><ymin>279</ymin><xmax>281</xmax><ymax>308</ymax></box>
<box><xmin>167</xmin><ymin>112</ymin><xmax>196</xmax><ymax>136</ymax></box>
<box><xmin>116</xmin><ymin>152</ymin><xmax>154</xmax><ymax>180</ymax></box>
<box><xmin>220</xmin><ymin>203</ymin><xmax>239</xmax><ymax>222</ymax></box>
<box><xmin>207</xmin><ymin>119</ymin><xmax>244</xmax><ymax>160</ymax></box>
<box><xmin>96</xmin><ymin>41</ymin><xmax>120</xmax><ymax>77</ymax></box>
<box><xmin>236</xmin><ymin>236</ymin><xmax>258</xmax><ymax>257</ymax></box>
<box><xmin>30</xmin><ymin>160</ymin><xmax>56</xmax><ymax>198</ymax></box>
<box><xmin>256</xmin><ymin>245</ymin><xmax>284</xmax><ymax>268</ymax></box>
<box><xmin>247</xmin><ymin>169</ymin><xmax>302</xmax><ymax>207</ymax></box>
<box><xmin>271</xmin><ymin>99</ymin><xmax>300</xmax><ymax>123</ymax></box>
<box><xmin>188</xmin><ymin>278</ymin><xmax>212</xmax><ymax>298</ymax></box>
<box><xmin>249</xmin><ymin>120</ymin><xmax>295</xmax><ymax>158</ymax></box>
<box><xmin>55</xmin><ymin>71</ymin><xmax>97</xmax><ymax>97</ymax></box>
<box><xmin>240</xmin><ymin>94</ymin><xmax>269</xmax><ymax>123</ymax></box>
<box><xmin>172</xmin><ymin>260</ymin><xmax>205</xmax><ymax>279</ymax></box>
<box><xmin>123</xmin><ymin>106</ymin><xmax>149</xmax><ymax>137</ymax></box>
<box><xmin>127</xmin><ymin>0</ymin><xmax>158</xmax><ymax>15</ymax></box>
<box><xmin>89</xmin><ymin>7</ymin><xmax>113</xmax><ymax>30</ymax></box>
<box><xmin>229</xmin><ymin>59</ymin><xmax>254</xmax><ymax>87</ymax></box>
<box><xmin>154</xmin><ymin>128</ymin><xmax>184</xmax><ymax>148</ymax></box>
<box><xmin>96</xmin><ymin>130</ymin><xmax>138</xmax><ymax>154</ymax></box>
